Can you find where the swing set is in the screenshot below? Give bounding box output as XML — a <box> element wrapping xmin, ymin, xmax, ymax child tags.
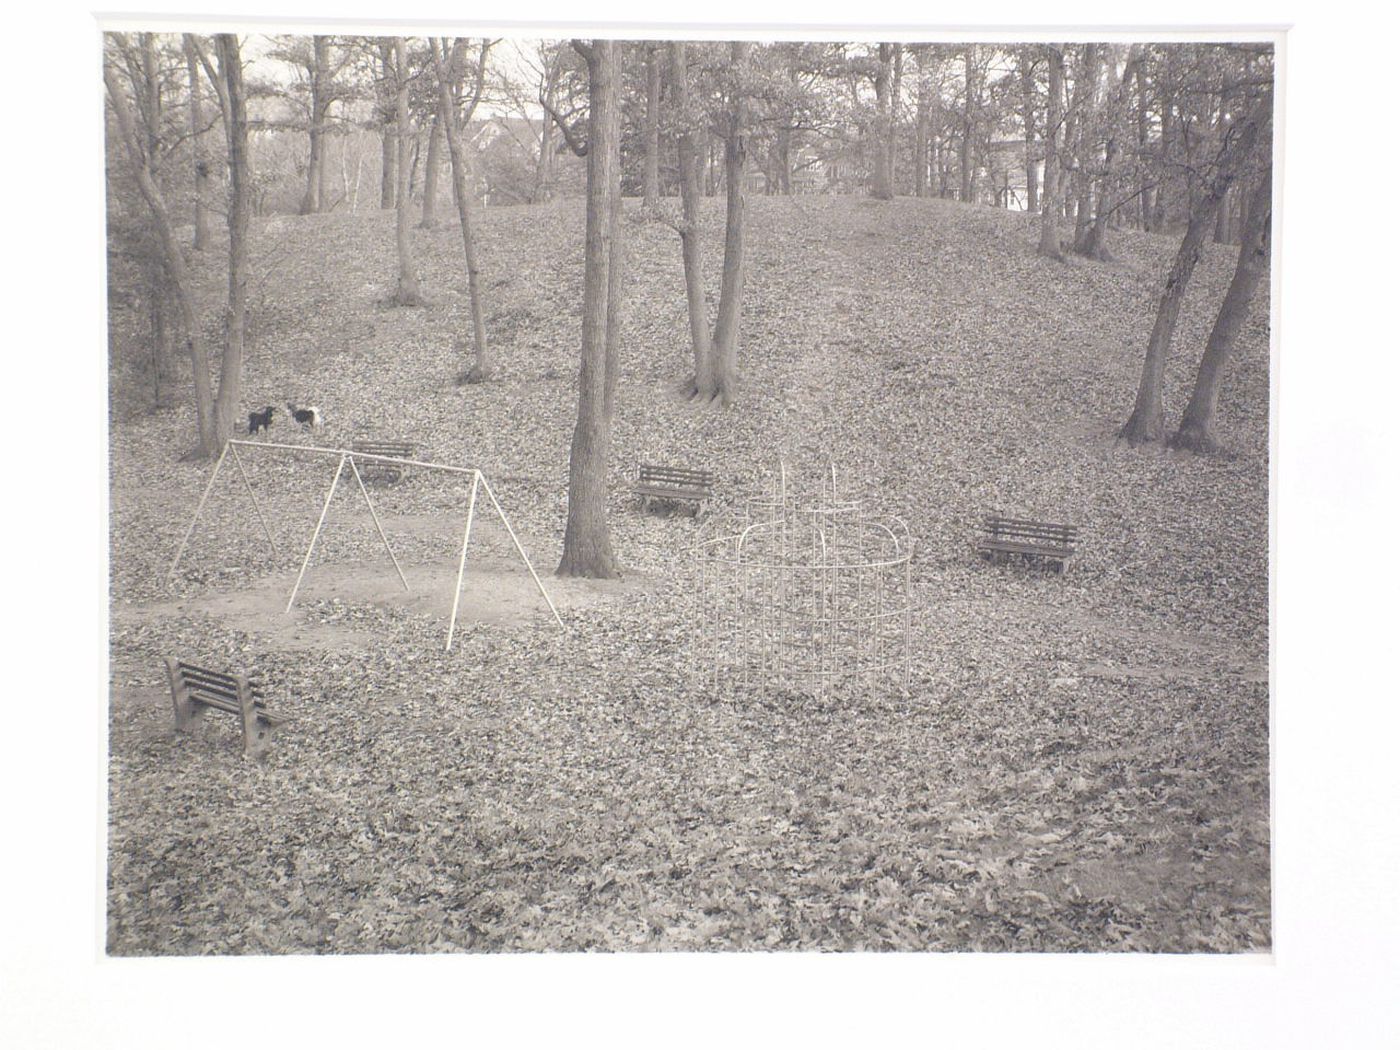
<box><xmin>165</xmin><ymin>439</ymin><xmax>564</xmax><ymax>650</ymax></box>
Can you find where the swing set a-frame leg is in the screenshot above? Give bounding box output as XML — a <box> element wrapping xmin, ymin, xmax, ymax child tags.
<box><xmin>230</xmin><ymin>442</ymin><xmax>279</xmax><ymax>558</ymax></box>
<box><xmin>347</xmin><ymin>455</ymin><xmax>410</xmax><ymax>593</ymax></box>
<box><xmin>165</xmin><ymin>441</ymin><xmax>231</xmax><ymax>589</ymax></box>
<box><xmin>479</xmin><ymin>472</ymin><xmax>565</xmax><ymax>630</ymax></box>
<box><xmin>445</xmin><ymin>472</ymin><xmax>482</xmax><ymax>652</ymax></box>
<box><xmin>286</xmin><ymin>454</ymin><xmax>347</xmax><ymax>614</ymax></box>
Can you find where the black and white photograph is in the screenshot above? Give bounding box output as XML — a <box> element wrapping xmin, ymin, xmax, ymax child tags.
<box><xmin>5</xmin><ymin>1</ymin><xmax>1399</xmax><ymax>1046</ymax></box>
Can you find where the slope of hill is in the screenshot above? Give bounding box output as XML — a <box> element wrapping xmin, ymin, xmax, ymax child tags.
<box><xmin>106</xmin><ymin>195</ymin><xmax>1271</xmax><ymax>953</ymax></box>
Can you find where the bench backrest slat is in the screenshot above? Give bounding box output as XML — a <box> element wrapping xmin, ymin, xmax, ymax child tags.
<box><xmin>983</xmin><ymin>518</ymin><xmax>1076</xmax><ymax>541</ymax></box>
<box><xmin>353</xmin><ymin>442</ymin><xmax>416</xmax><ymax>455</ymax></box>
<box><xmin>176</xmin><ymin>664</ymin><xmax>267</xmax><ymax>701</ymax></box>
<box><xmin>639</xmin><ymin>464</ymin><xmax>713</xmax><ymax>486</ymax></box>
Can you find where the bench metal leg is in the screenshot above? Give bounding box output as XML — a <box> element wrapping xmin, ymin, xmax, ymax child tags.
<box><xmin>236</xmin><ymin>673</ymin><xmax>272</xmax><ymax>759</ymax></box>
<box><xmin>166</xmin><ymin>657</ymin><xmax>203</xmax><ymax>733</ymax></box>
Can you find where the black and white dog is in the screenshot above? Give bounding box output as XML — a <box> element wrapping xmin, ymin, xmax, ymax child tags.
<box><xmin>248</xmin><ymin>406</ymin><xmax>276</xmax><ymax>434</ymax></box>
<box><xmin>287</xmin><ymin>403</ymin><xmax>323</xmax><ymax>430</ymax></box>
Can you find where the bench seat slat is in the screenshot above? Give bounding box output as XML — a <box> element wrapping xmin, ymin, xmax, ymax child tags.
<box><xmin>978</xmin><ymin>539</ymin><xmax>1075</xmax><ymax>556</ymax></box>
<box><xmin>185</xmin><ymin>691</ymin><xmax>286</xmax><ymax>725</ymax></box>
<box><xmin>983</xmin><ymin>532</ymin><xmax>1076</xmax><ymax>544</ymax></box>
<box><xmin>984</xmin><ymin>523</ymin><xmax>1077</xmax><ymax>537</ymax></box>
<box><xmin>639</xmin><ymin>475</ymin><xmax>712</xmax><ymax>488</ymax></box>
<box><xmin>636</xmin><ymin>484</ymin><xmax>714</xmax><ymax>498</ymax></box>
<box><xmin>984</xmin><ymin>517</ymin><xmax>1076</xmax><ymax>528</ymax></box>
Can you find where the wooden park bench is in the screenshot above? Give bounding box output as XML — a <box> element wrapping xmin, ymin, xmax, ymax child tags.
<box><xmin>976</xmin><ymin>515</ymin><xmax>1078</xmax><ymax>573</ymax></box>
<box><xmin>165</xmin><ymin>658</ymin><xmax>289</xmax><ymax>759</ymax></box>
<box><xmin>351</xmin><ymin>439</ymin><xmax>417</xmax><ymax>484</ymax></box>
<box><xmin>634</xmin><ymin>463</ymin><xmax>714</xmax><ymax>518</ymax></box>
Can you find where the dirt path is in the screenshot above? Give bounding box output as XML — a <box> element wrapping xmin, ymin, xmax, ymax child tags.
<box><xmin>113</xmin><ymin>553</ymin><xmax>652</xmax><ymax>653</ymax></box>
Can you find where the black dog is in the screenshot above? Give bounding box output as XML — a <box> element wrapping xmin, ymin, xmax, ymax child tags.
<box><xmin>286</xmin><ymin>403</ymin><xmax>323</xmax><ymax>430</ymax></box>
<box><xmin>248</xmin><ymin>406</ymin><xmax>275</xmax><ymax>434</ymax></box>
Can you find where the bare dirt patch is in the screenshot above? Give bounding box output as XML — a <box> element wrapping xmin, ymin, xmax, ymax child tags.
<box><xmin>114</xmin><ymin>551</ymin><xmax>651</xmax><ymax>653</ymax></box>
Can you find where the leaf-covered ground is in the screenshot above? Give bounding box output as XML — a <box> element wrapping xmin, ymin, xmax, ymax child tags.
<box><xmin>107</xmin><ymin>194</ymin><xmax>1270</xmax><ymax>953</ymax></box>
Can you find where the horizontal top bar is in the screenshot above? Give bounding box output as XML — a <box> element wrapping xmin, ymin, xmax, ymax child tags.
<box><xmin>228</xmin><ymin>439</ymin><xmax>477</xmax><ymax>476</ymax></box>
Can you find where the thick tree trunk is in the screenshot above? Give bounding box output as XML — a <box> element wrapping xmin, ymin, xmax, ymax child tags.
<box><xmin>148</xmin><ymin>271</ymin><xmax>175</xmax><ymax>409</ymax></box>
<box><xmin>959</xmin><ymin>48</ymin><xmax>977</xmax><ymax>203</ymax></box>
<box><xmin>1119</xmin><ymin>93</ymin><xmax>1271</xmax><ymax>445</ymax></box>
<box><xmin>1169</xmin><ymin>171</ymin><xmax>1272</xmax><ymax>453</ymax></box>
<box><xmin>1153</xmin><ymin>65</ymin><xmax>1174</xmax><ymax>231</ymax></box>
<box><xmin>1079</xmin><ymin>46</ymin><xmax>1142</xmax><ymax>261</ymax></box>
<box><xmin>888</xmin><ymin>44</ymin><xmax>903</xmax><ymax>195</ymax></box>
<box><xmin>183</xmin><ymin>38</ymin><xmax>211</xmax><ymax>251</ymax></box>
<box><xmin>775</xmin><ymin>126</ymin><xmax>792</xmax><ymax>195</ymax></box>
<box><xmin>709</xmin><ymin>41</ymin><xmax>749</xmax><ymax>406</ymax></box>
<box><xmin>558</xmin><ymin>40</ymin><xmax>624</xmax><ymax>580</ymax></box>
<box><xmin>212</xmin><ymin>34</ymin><xmax>250</xmax><ymax>447</ymax></box>
<box><xmin>1069</xmin><ymin>44</ymin><xmax>1102</xmax><ymax>253</ymax></box>
<box><xmin>1019</xmin><ymin>53</ymin><xmax>1039</xmax><ymax>214</ymax></box>
<box><xmin>300</xmin><ymin>36</ymin><xmax>330</xmax><ymax>214</ymax></box>
<box><xmin>420</xmin><ymin>111</ymin><xmax>442</xmax><ymax>227</ymax></box>
<box><xmin>1037</xmin><ymin>46</ymin><xmax>1066</xmax><ymax>259</ymax></box>
<box><xmin>390</xmin><ymin>39</ymin><xmax>424</xmax><ymax>306</ymax></box>
<box><xmin>109</xmin><ymin>59</ymin><xmax>218</xmax><ymax>455</ymax></box>
<box><xmin>870</xmin><ymin>43</ymin><xmax>894</xmax><ymax>200</ymax></box>
<box><xmin>670</xmin><ymin>43</ymin><xmax>712</xmax><ymax>398</ymax></box>
<box><xmin>705</xmin><ymin>132</ymin><xmax>718</xmax><ymax>196</ymax></box>
<box><xmin>642</xmin><ymin>43</ymin><xmax>661</xmax><ymax>208</ymax></box>
<box><xmin>432</xmin><ymin>39</ymin><xmax>490</xmax><ymax>382</ymax></box>
<box><xmin>913</xmin><ymin>82</ymin><xmax>930</xmax><ymax>198</ymax></box>
<box><xmin>378</xmin><ymin>42</ymin><xmax>397</xmax><ymax>209</ymax></box>
<box><xmin>1135</xmin><ymin>62</ymin><xmax>1153</xmax><ymax>233</ymax></box>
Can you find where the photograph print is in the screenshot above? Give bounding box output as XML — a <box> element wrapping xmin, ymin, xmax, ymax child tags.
<box><xmin>104</xmin><ymin>25</ymin><xmax>1276</xmax><ymax>954</ymax></box>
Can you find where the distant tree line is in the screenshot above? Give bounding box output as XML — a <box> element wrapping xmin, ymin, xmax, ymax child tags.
<box><xmin>104</xmin><ymin>34</ymin><xmax>1274</xmax><ymax>578</ymax></box>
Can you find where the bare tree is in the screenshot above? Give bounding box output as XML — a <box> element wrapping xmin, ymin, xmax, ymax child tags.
<box><xmin>431</xmin><ymin>37</ymin><xmax>493</xmax><ymax>381</ymax></box>
<box><xmin>106</xmin><ymin>41</ymin><xmax>218</xmax><ymax>455</ymax></box>
<box><xmin>1119</xmin><ymin>89</ymin><xmax>1271</xmax><ymax>445</ymax></box>
<box><xmin>670</xmin><ymin>41</ymin><xmax>750</xmax><ymax>406</ymax></box>
<box><xmin>1018</xmin><ymin>48</ymin><xmax>1040</xmax><ymax>215</ymax></box>
<box><xmin>389</xmin><ymin>37</ymin><xmax>425</xmax><ymax>306</ymax></box>
<box><xmin>377</xmin><ymin>40</ymin><xmax>397</xmax><ymax>209</ymax></box>
<box><xmin>1066</xmin><ymin>43</ymin><xmax>1103</xmax><ymax>245</ymax></box>
<box><xmin>642</xmin><ymin>42</ymin><xmax>661</xmax><ymax>209</ymax></box>
<box><xmin>1169</xmin><ymin>169</ymin><xmax>1272</xmax><ymax>453</ymax></box>
<box><xmin>1037</xmin><ymin>45</ymin><xmax>1067</xmax><ymax>259</ymax></box>
<box><xmin>557</xmin><ymin>39</ymin><xmax>625</xmax><ymax>579</ymax></box>
<box><xmin>181</xmin><ymin>36</ymin><xmax>211</xmax><ymax>250</ymax></box>
<box><xmin>419</xmin><ymin>112</ymin><xmax>442</xmax><ymax>227</ymax></box>
<box><xmin>870</xmin><ymin>43</ymin><xmax>894</xmax><ymax>200</ymax></box>
<box><xmin>1075</xmin><ymin>45</ymin><xmax>1145</xmax><ymax>261</ymax></box>
<box><xmin>192</xmin><ymin>34</ymin><xmax>254</xmax><ymax>444</ymax></box>
<box><xmin>281</xmin><ymin>35</ymin><xmax>341</xmax><ymax>215</ymax></box>
<box><xmin>710</xmin><ymin>41</ymin><xmax>751</xmax><ymax>405</ymax></box>
<box><xmin>670</xmin><ymin>42</ymin><xmax>712</xmax><ymax>398</ymax></box>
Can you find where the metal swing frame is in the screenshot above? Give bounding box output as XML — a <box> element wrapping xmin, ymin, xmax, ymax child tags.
<box><xmin>165</xmin><ymin>439</ymin><xmax>564</xmax><ymax>650</ymax></box>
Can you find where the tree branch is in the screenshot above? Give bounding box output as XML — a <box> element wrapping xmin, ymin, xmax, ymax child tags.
<box><xmin>540</xmin><ymin>95</ymin><xmax>588</xmax><ymax>156</ymax></box>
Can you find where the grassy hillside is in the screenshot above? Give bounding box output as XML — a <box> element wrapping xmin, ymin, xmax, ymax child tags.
<box><xmin>107</xmin><ymin>194</ymin><xmax>1270</xmax><ymax>953</ymax></box>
